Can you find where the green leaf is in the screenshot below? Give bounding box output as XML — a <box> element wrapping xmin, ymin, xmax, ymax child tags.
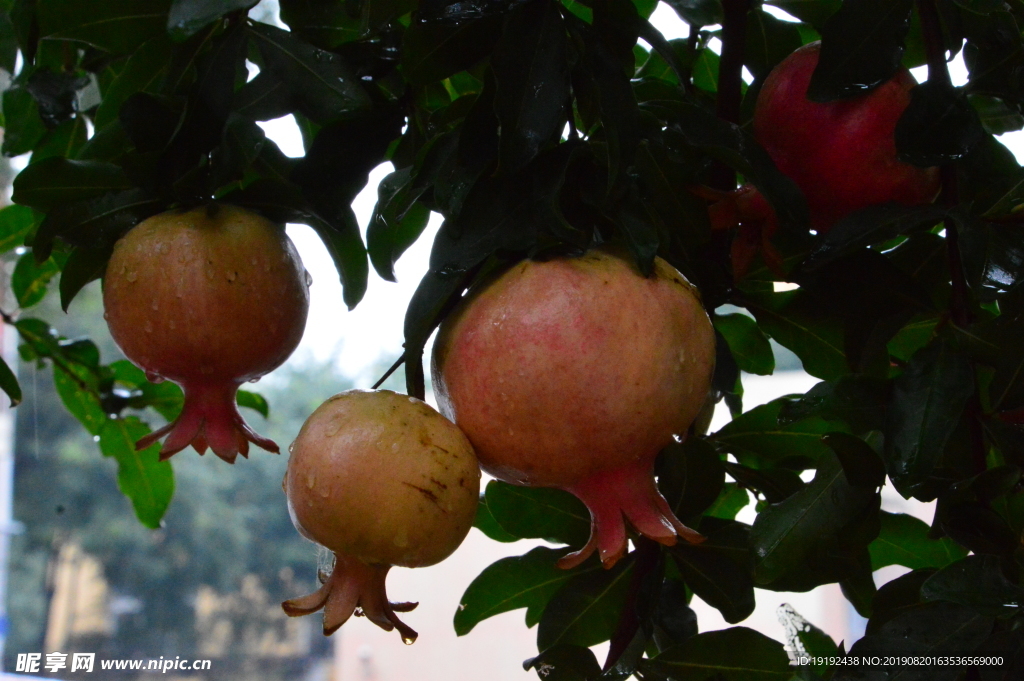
<box><xmin>99</xmin><ymin>416</ymin><xmax>175</xmax><ymax>528</ymax></box>
<box><xmin>492</xmin><ymin>0</ymin><xmax>570</xmax><ymax>173</ymax></box>
<box><xmin>641</xmin><ymin>627</ymin><xmax>792</xmax><ymax>681</ymax></box>
<box><xmin>536</xmin><ymin>555</ymin><xmax>634</xmax><ymax>650</ymax></box>
<box><xmin>472</xmin><ymin>495</ymin><xmax>519</xmax><ymax>543</ymax></box>
<box><xmin>705</xmin><ymin>483</ymin><xmax>750</xmax><ymax>520</ymax></box>
<box><xmin>777</xmin><ymin>375</ymin><xmax>890</xmax><ymax>435</ymax></box>
<box><xmin>38</xmin><ymin>0</ymin><xmax>172</xmax><ymax>55</ymax></box>
<box><xmin>807</xmin><ymin>0</ymin><xmax>914</xmax><ymax>102</ymax></box>
<box><xmin>750</xmin><ymin>451</ymin><xmax>877</xmax><ymax>584</ymax></box>
<box><xmin>0</xmin><ymin>205</ymin><xmax>36</xmax><ymax>255</ymax></box>
<box><xmin>0</xmin><ymin>355</ymin><xmax>20</xmax><ymax>407</ymax></box>
<box><xmin>0</xmin><ymin>9</ymin><xmax>18</xmax><ymax>74</ymax></box>
<box><xmin>870</xmin><ymin>511</ymin><xmax>968</xmax><ymax>571</ymax></box>
<box><xmin>713</xmin><ymin>397</ymin><xmax>840</xmax><ymax>469</ymax></box>
<box><xmin>94</xmin><ymin>36</ymin><xmax>174</xmax><ymax>129</ymax></box>
<box><xmin>12</xmin><ymin>158</ymin><xmax>132</xmax><ymax>211</ymax></box>
<box><xmin>714</xmin><ymin>313</ymin><xmax>775</xmax><ymax>376</ymax></box>
<box><xmin>483</xmin><ymin>480</ymin><xmax>591</xmax><ymax>548</ymax></box>
<box><xmin>12</xmin><ymin>251</ymin><xmax>61</xmax><ymax>309</ymax></box>
<box><xmin>659</xmin><ymin>438</ymin><xmax>726</xmax><ymax>522</ymax></box>
<box><xmin>849</xmin><ymin>601</ymin><xmax>994</xmax><ymax>662</ymax></box>
<box><xmin>308</xmin><ymin>206</ymin><xmax>368</xmax><ymax>310</ymax></box>
<box><xmin>745</xmin><ymin>8</ymin><xmax>804</xmax><ymax>81</ymax></box>
<box><xmin>33</xmin><ymin>188</ymin><xmax>162</xmax><ymax>262</ymax></box>
<box><xmin>235</xmin><ymin>389</ymin><xmax>268</xmax><ymax>418</ymax></box>
<box><xmin>30</xmin><ymin>116</ymin><xmax>88</xmax><ymax>163</ymax></box>
<box><xmin>822</xmin><ymin>431</ymin><xmax>886</xmax><ymax>488</ymax></box>
<box><xmin>240</xmin><ymin>22</ymin><xmax>371</xmax><ymax>124</ymax></box>
<box><xmin>168</xmin><ymin>0</ymin><xmax>253</xmax><ymax>40</ymax></box>
<box><xmin>110</xmin><ymin>360</ymin><xmax>184</xmax><ymax>422</ymax></box>
<box><xmin>2</xmin><ymin>87</ymin><xmax>47</xmax><ymax>156</ymax></box>
<box><xmin>884</xmin><ymin>336</ymin><xmax>974</xmax><ymax>497</ymax></box>
<box><xmin>744</xmin><ymin>290</ymin><xmax>847</xmax><ymax>380</ymax></box>
<box><xmin>53</xmin><ymin>364</ymin><xmax>105</xmax><ymax>436</ymax></box>
<box><xmin>455</xmin><ymin>546</ymin><xmax>596</xmax><ymax>635</ymax></box>
<box><xmin>367</xmin><ymin>169</ymin><xmax>432</xmax><ymax>282</ymax></box>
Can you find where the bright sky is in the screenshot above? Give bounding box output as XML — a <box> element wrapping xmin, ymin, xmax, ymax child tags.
<box><xmin>261</xmin><ymin>3</ymin><xmax>1024</xmax><ymax>388</ymax></box>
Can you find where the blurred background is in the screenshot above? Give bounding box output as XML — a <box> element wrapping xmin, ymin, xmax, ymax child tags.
<box><xmin>0</xmin><ymin>1</ymin><xmax>1020</xmax><ymax>680</ymax></box>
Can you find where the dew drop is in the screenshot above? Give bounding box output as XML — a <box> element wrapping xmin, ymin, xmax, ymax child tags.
<box><xmin>226</xmin><ymin>271</ymin><xmax>237</xmax><ymax>282</ymax></box>
<box><xmin>168</xmin><ymin>320</ymin><xmax>176</xmax><ymax>330</ymax></box>
<box><xmin>287</xmin><ymin>441</ymin><xmax>295</xmax><ymax>454</ymax></box>
<box><xmin>103</xmin><ymin>312</ymin><xmax>109</xmax><ymax>321</ymax></box>
<box><xmin>391</xmin><ymin>442</ymin><xmax>399</xmax><ymax>451</ymax></box>
<box><xmin>205</xmin><ymin>268</ymin><xmax>215</xmax><ymax>280</ymax></box>
<box><xmin>304</xmin><ymin>270</ymin><xmax>313</xmax><ymax>287</ymax></box>
<box><xmin>125</xmin><ymin>271</ymin><xmax>138</xmax><ymax>283</ymax></box>
<box><xmin>144</xmin><ymin>321</ymin><xmax>153</xmax><ymax>333</ymax></box>
<box><xmin>151</xmin><ymin>301</ymin><xmax>158</xmax><ymax>311</ymax></box>
<box><xmin>248</xmin><ymin>377</ymin><xmax>260</xmax><ymax>383</ymax></box>
<box><xmin>306</xmin><ymin>473</ymin><xmax>316</xmax><ymax>489</ymax></box>
<box><xmin>251</xmin><ymin>257</ymin><xmax>258</xmax><ymax>266</ymax></box>
<box><xmin>156</xmin><ymin>242</ymin><xmax>170</xmax><ymax>255</ymax></box>
<box><xmin>145</xmin><ymin>370</ymin><xmax>164</xmax><ymax>383</ymax></box>
<box><xmin>402</xmin><ymin>636</ymin><xmax>415</xmax><ymax>646</ymax></box>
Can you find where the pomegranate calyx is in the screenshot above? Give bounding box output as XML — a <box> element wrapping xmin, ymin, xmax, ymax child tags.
<box><xmin>135</xmin><ymin>382</ymin><xmax>279</xmax><ymax>463</ymax></box>
<box><xmin>282</xmin><ymin>553</ymin><xmax>419</xmax><ymax>642</ymax></box>
<box><xmin>558</xmin><ymin>458</ymin><xmax>704</xmax><ymax>571</ymax></box>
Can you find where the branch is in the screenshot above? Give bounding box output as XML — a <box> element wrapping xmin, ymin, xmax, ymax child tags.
<box><xmin>711</xmin><ymin>0</ymin><xmax>750</xmax><ymax>191</ymax></box>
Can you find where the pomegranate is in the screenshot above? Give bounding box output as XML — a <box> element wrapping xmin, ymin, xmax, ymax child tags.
<box><xmin>282</xmin><ymin>389</ymin><xmax>480</xmax><ymax>641</ymax></box>
<box><xmin>752</xmin><ymin>42</ymin><xmax>940</xmax><ymax>232</ymax></box>
<box><xmin>432</xmin><ymin>249</ymin><xmax>715</xmax><ymax>569</ymax></box>
<box><xmin>103</xmin><ymin>203</ymin><xmax>310</xmax><ymax>463</ymax></box>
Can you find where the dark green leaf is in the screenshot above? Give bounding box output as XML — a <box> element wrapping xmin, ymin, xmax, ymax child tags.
<box><xmin>714</xmin><ymin>396</ymin><xmax>840</xmax><ymax>469</ymax></box>
<box><xmin>744</xmin><ymin>290</ymin><xmax>846</xmax><ymax>380</ymax></box>
<box><xmin>400</xmin><ymin>17</ymin><xmax>502</xmax><ymax>86</ymax></box>
<box><xmin>705</xmin><ymin>483</ymin><xmax>750</xmax><ymax>520</ymax></box>
<box><xmin>808</xmin><ymin>0</ymin><xmax>914</xmax><ymax>102</ymax></box>
<box><xmin>767</xmin><ymin>1</ymin><xmax>841</xmax><ymax>30</ymax></box>
<box><xmin>750</xmin><ymin>451</ymin><xmax>877</xmax><ymax>584</ymax></box>
<box><xmin>492</xmin><ymin>0</ymin><xmax>570</xmax><ymax>173</ymax></box>
<box><xmin>822</xmin><ymin>432</ymin><xmax>885</xmax><ymax>488</ymax></box>
<box><xmin>59</xmin><ymin>246</ymin><xmax>112</xmax><ymax>312</ymax></box>
<box><xmin>745</xmin><ymin>8</ymin><xmax>804</xmax><ymax>81</ymax></box>
<box><xmin>895</xmin><ymin>81</ymin><xmax>986</xmax><ymax>167</ymax></box>
<box><xmin>94</xmin><ymin>36</ymin><xmax>174</xmax><ymax>129</ymax></box>
<box><xmin>970</xmin><ymin>94</ymin><xmax>1024</xmax><ymax>135</ymax></box>
<box><xmin>714</xmin><ymin>313</ymin><xmax>775</xmax><ymax>376</ymax></box>
<box><xmin>869</xmin><ymin>511</ymin><xmax>967</xmax><ymax>571</ymax></box>
<box><xmin>484</xmin><ymin>480</ymin><xmax>591</xmax><ymax>547</ymax></box>
<box><xmin>523</xmin><ymin>645</ymin><xmax>601</xmax><ymax>681</ymax></box>
<box><xmin>240</xmin><ymin>22</ymin><xmax>370</xmax><ymax>124</ymax></box>
<box><xmin>37</xmin><ymin>0</ymin><xmax>172</xmax><ymax>54</ymax></box>
<box><xmin>658</xmin><ymin>438</ymin><xmax>725</xmax><ymax>522</ymax></box>
<box><xmin>662</xmin><ymin>0</ymin><xmax>723</xmax><ymax>27</ymax></box>
<box><xmin>723</xmin><ymin>462</ymin><xmax>803</xmax><ymax>504</ymax></box>
<box><xmin>30</xmin><ymin>116</ymin><xmax>88</xmax><ymax>163</ymax></box>
<box><xmin>921</xmin><ymin>555</ymin><xmax>1024</xmax><ymax>613</ymax></box>
<box><xmin>99</xmin><ymin>416</ymin><xmax>175</xmax><ymax>528</ymax></box>
<box><xmin>2</xmin><ymin>87</ymin><xmax>47</xmax><ymax>156</ymax></box>
<box><xmin>641</xmin><ymin>627</ymin><xmax>792</xmax><ymax>681</ymax></box>
<box><xmin>777</xmin><ymin>376</ymin><xmax>890</xmax><ymax>435</ymax></box>
<box><xmin>110</xmin><ymin>360</ymin><xmax>184</xmax><ymax>422</ymax></box>
<box><xmin>12</xmin><ymin>250</ymin><xmax>61</xmax><ymax>308</ymax></box>
<box><xmin>884</xmin><ymin>336</ymin><xmax>974</xmax><ymax>497</ymax></box>
<box><xmin>0</xmin><ymin>355</ymin><xmax>20</xmax><ymax>407</ymax></box>
<box><xmin>235</xmin><ymin>389</ymin><xmax>268</xmax><ymax>418</ymax></box>
<box><xmin>13</xmin><ymin>158</ymin><xmax>131</xmax><ymax>211</ymax></box>
<box><xmin>455</xmin><ymin>546</ymin><xmax>596</xmax><ymax>635</ymax></box>
<box><xmin>671</xmin><ymin>524</ymin><xmax>755</xmax><ymax>624</ymax></box>
<box><xmin>368</xmin><ymin>173</ymin><xmax>432</xmax><ymax>281</ymax></box>
<box><xmin>536</xmin><ymin>555</ymin><xmax>634</xmax><ymax>650</ymax></box>
<box><xmin>168</xmin><ymin>0</ymin><xmax>253</xmax><ymax>40</ymax></box>
<box><xmin>0</xmin><ymin>204</ymin><xmax>36</xmax><ymax>254</ymax></box>
<box><xmin>308</xmin><ymin>206</ymin><xmax>368</xmax><ymax>310</ymax></box>
<box><xmin>33</xmin><ymin>188</ymin><xmax>162</xmax><ymax>262</ymax></box>
<box><xmin>0</xmin><ymin>10</ymin><xmax>18</xmax><ymax>74</ymax></box>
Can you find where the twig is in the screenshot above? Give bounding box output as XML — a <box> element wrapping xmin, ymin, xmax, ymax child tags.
<box><xmin>372</xmin><ymin>353</ymin><xmax>406</xmax><ymax>390</ymax></box>
<box><xmin>710</xmin><ymin>0</ymin><xmax>750</xmax><ymax>191</ymax></box>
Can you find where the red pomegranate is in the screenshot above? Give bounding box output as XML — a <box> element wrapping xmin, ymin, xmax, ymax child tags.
<box><xmin>103</xmin><ymin>203</ymin><xmax>310</xmax><ymax>463</ymax></box>
<box><xmin>432</xmin><ymin>249</ymin><xmax>716</xmax><ymax>569</ymax></box>
<box><xmin>282</xmin><ymin>390</ymin><xmax>480</xmax><ymax>641</ymax></box>
<box><xmin>753</xmin><ymin>42</ymin><xmax>940</xmax><ymax>232</ymax></box>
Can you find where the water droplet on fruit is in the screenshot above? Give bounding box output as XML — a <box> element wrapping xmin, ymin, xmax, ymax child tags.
<box><xmin>304</xmin><ymin>270</ymin><xmax>313</xmax><ymax>287</ymax></box>
<box><xmin>288</xmin><ymin>442</ymin><xmax>295</xmax><ymax>454</ymax></box>
<box><xmin>144</xmin><ymin>321</ymin><xmax>153</xmax><ymax>333</ymax></box>
<box><xmin>103</xmin><ymin>312</ymin><xmax>109</xmax><ymax>320</ymax></box>
<box><xmin>391</xmin><ymin>442</ymin><xmax>399</xmax><ymax>451</ymax></box>
<box><xmin>248</xmin><ymin>377</ymin><xmax>260</xmax><ymax>383</ymax></box>
<box><xmin>125</xmin><ymin>271</ymin><xmax>138</xmax><ymax>283</ymax></box>
<box><xmin>226</xmin><ymin>271</ymin><xmax>237</xmax><ymax>282</ymax></box>
<box><xmin>145</xmin><ymin>370</ymin><xmax>164</xmax><ymax>383</ymax></box>
<box><xmin>151</xmin><ymin>301</ymin><xmax>158</xmax><ymax>311</ymax></box>
<box><xmin>205</xmin><ymin>268</ymin><xmax>215</xmax><ymax>280</ymax></box>
<box><xmin>251</xmin><ymin>257</ymin><xmax>258</xmax><ymax>266</ymax></box>
<box><xmin>402</xmin><ymin>636</ymin><xmax>415</xmax><ymax>646</ymax></box>
<box><xmin>168</xmin><ymin>320</ymin><xmax>176</xmax><ymax>330</ymax></box>
<box><xmin>156</xmin><ymin>242</ymin><xmax>169</xmax><ymax>254</ymax></box>
<box><xmin>306</xmin><ymin>473</ymin><xmax>316</xmax><ymax>489</ymax></box>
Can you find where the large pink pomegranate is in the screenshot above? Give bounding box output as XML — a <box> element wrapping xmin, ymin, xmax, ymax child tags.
<box><xmin>282</xmin><ymin>390</ymin><xmax>480</xmax><ymax>641</ymax></box>
<box><xmin>103</xmin><ymin>203</ymin><xmax>310</xmax><ymax>463</ymax></box>
<box><xmin>432</xmin><ymin>249</ymin><xmax>716</xmax><ymax>569</ymax></box>
<box><xmin>753</xmin><ymin>42</ymin><xmax>940</xmax><ymax>232</ymax></box>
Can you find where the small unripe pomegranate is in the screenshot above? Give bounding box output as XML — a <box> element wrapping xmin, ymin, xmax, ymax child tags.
<box><xmin>103</xmin><ymin>203</ymin><xmax>310</xmax><ymax>463</ymax></box>
<box><xmin>282</xmin><ymin>389</ymin><xmax>480</xmax><ymax>641</ymax></box>
<box><xmin>753</xmin><ymin>42</ymin><xmax>940</xmax><ymax>232</ymax></box>
<box><xmin>432</xmin><ymin>249</ymin><xmax>715</xmax><ymax>569</ymax></box>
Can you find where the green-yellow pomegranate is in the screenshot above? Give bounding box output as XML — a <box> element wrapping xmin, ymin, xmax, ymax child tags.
<box><xmin>103</xmin><ymin>203</ymin><xmax>309</xmax><ymax>463</ymax></box>
<box><xmin>432</xmin><ymin>249</ymin><xmax>715</xmax><ymax>569</ymax></box>
<box><xmin>282</xmin><ymin>389</ymin><xmax>480</xmax><ymax>641</ymax></box>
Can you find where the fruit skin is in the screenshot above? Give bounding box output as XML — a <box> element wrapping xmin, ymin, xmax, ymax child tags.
<box><xmin>103</xmin><ymin>203</ymin><xmax>309</xmax><ymax>463</ymax></box>
<box><xmin>282</xmin><ymin>389</ymin><xmax>480</xmax><ymax>641</ymax></box>
<box><xmin>432</xmin><ymin>249</ymin><xmax>715</xmax><ymax>569</ymax></box>
<box><xmin>753</xmin><ymin>42</ymin><xmax>940</xmax><ymax>232</ymax></box>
